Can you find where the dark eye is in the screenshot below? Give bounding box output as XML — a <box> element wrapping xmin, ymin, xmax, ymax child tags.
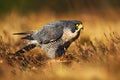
<box><xmin>75</xmin><ymin>23</ymin><xmax>80</xmax><ymax>29</ymax></box>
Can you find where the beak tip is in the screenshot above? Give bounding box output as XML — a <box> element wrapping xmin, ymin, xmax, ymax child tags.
<box><xmin>81</xmin><ymin>26</ymin><xmax>84</xmax><ymax>30</ymax></box>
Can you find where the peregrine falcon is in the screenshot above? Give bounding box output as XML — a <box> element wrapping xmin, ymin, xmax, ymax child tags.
<box><xmin>14</xmin><ymin>20</ymin><xmax>84</xmax><ymax>58</ymax></box>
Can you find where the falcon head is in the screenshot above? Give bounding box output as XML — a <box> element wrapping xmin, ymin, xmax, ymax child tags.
<box><xmin>74</xmin><ymin>20</ymin><xmax>84</xmax><ymax>30</ymax></box>
<box><xmin>64</xmin><ymin>20</ymin><xmax>84</xmax><ymax>33</ymax></box>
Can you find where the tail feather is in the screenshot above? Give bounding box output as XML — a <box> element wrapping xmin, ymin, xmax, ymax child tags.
<box><xmin>13</xmin><ymin>31</ymin><xmax>34</xmax><ymax>40</ymax></box>
<box><xmin>15</xmin><ymin>44</ymin><xmax>36</xmax><ymax>56</ymax></box>
<box><xmin>13</xmin><ymin>32</ymin><xmax>29</xmax><ymax>35</ymax></box>
<box><xmin>13</xmin><ymin>31</ymin><xmax>34</xmax><ymax>35</ymax></box>
<box><xmin>21</xmin><ymin>35</ymin><xmax>34</xmax><ymax>40</ymax></box>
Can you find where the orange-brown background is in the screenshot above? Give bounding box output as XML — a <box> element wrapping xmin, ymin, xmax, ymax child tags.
<box><xmin>0</xmin><ymin>0</ymin><xmax>120</xmax><ymax>80</ymax></box>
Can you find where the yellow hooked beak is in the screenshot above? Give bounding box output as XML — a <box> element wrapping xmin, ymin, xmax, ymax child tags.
<box><xmin>76</xmin><ymin>23</ymin><xmax>84</xmax><ymax>30</ymax></box>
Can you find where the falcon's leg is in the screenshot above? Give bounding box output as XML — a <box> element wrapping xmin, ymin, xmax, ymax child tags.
<box><xmin>55</xmin><ymin>45</ymin><xmax>65</xmax><ymax>57</ymax></box>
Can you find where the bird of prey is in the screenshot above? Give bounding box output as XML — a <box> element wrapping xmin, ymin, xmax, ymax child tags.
<box><xmin>14</xmin><ymin>20</ymin><xmax>84</xmax><ymax>58</ymax></box>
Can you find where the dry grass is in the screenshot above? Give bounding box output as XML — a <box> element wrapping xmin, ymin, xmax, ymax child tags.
<box><xmin>0</xmin><ymin>10</ymin><xmax>120</xmax><ymax>80</ymax></box>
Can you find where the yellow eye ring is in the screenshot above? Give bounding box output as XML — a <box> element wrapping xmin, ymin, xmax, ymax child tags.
<box><xmin>76</xmin><ymin>24</ymin><xmax>79</xmax><ymax>27</ymax></box>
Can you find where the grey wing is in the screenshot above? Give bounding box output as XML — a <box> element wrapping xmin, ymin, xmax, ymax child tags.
<box><xmin>32</xmin><ymin>25</ymin><xmax>63</xmax><ymax>44</ymax></box>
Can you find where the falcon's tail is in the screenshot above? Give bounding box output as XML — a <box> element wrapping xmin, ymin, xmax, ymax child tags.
<box><xmin>13</xmin><ymin>31</ymin><xmax>34</xmax><ymax>35</ymax></box>
<box><xmin>13</xmin><ymin>31</ymin><xmax>34</xmax><ymax>40</ymax></box>
<box><xmin>15</xmin><ymin>44</ymin><xmax>36</xmax><ymax>56</ymax></box>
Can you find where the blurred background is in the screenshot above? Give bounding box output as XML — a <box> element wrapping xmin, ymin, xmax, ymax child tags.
<box><xmin>0</xmin><ymin>0</ymin><xmax>120</xmax><ymax>15</ymax></box>
<box><xmin>0</xmin><ymin>0</ymin><xmax>120</xmax><ymax>80</ymax></box>
<box><xmin>0</xmin><ymin>0</ymin><xmax>119</xmax><ymax>36</ymax></box>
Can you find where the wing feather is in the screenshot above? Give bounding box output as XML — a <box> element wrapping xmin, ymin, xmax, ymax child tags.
<box><xmin>32</xmin><ymin>24</ymin><xmax>63</xmax><ymax>44</ymax></box>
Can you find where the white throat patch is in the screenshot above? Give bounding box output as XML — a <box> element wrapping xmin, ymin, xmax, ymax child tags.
<box><xmin>62</xmin><ymin>28</ymin><xmax>80</xmax><ymax>42</ymax></box>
